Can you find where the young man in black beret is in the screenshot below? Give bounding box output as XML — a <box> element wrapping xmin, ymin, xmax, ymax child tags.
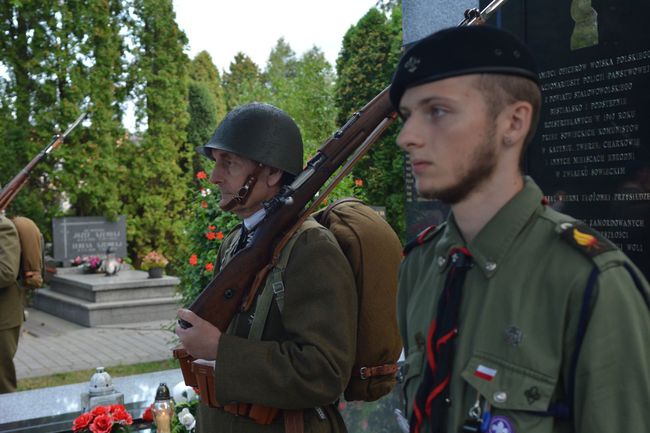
<box><xmin>391</xmin><ymin>25</ymin><xmax>650</xmax><ymax>433</ymax></box>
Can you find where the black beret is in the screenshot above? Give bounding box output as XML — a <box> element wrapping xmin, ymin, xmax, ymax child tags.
<box><xmin>389</xmin><ymin>25</ymin><xmax>539</xmax><ymax>108</ymax></box>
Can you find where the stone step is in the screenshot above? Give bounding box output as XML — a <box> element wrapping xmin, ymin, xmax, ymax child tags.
<box><xmin>48</xmin><ymin>270</ymin><xmax>178</xmax><ymax>303</ymax></box>
<box><xmin>33</xmin><ymin>288</ymin><xmax>181</xmax><ymax>327</ymax></box>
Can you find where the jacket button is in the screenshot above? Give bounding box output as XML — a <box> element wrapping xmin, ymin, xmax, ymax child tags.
<box><xmin>485</xmin><ymin>262</ymin><xmax>497</xmax><ymax>272</ymax></box>
<box><xmin>437</xmin><ymin>256</ymin><xmax>446</xmax><ymax>267</ymax></box>
<box><xmin>493</xmin><ymin>391</ymin><xmax>507</xmax><ymax>403</ymax></box>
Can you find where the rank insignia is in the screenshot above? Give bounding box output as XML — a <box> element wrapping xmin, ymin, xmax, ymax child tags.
<box><xmin>559</xmin><ymin>222</ymin><xmax>616</xmax><ymax>258</ymax></box>
<box><xmin>488</xmin><ymin>416</ymin><xmax>515</xmax><ymax>433</ymax></box>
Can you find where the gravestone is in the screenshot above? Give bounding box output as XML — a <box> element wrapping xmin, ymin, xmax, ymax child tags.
<box><xmin>52</xmin><ymin>216</ymin><xmax>127</xmax><ymax>266</ymax></box>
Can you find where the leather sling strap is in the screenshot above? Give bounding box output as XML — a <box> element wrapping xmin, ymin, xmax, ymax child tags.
<box><xmin>248</xmin><ymin>220</ymin><xmax>320</xmax><ymax>433</ymax></box>
<box><xmin>284</xmin><ymin>410</ymin><xmax>304</xmax><ymax>433</ymax></box>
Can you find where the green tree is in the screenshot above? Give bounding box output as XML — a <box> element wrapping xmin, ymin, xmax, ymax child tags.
<box><xmin>189</xmin><ymin>51</ymin><xmax>227</xmax><ymax>123</ymax></box>
<box><xmin>125</xmin><ymin>0</ymin><xmax>191</xmax><ymax>264</ymax></box>
<box><xmin>335</xmin><ymin>5</ymin><xmax>405</xmax><ymax>237</ymax></box>
<box><xmin>265</xmin><ymin>38</ymin><xmax>297</xmax><ymax>109</ymax></box>
<box><xmin>0</xmin><ymin>1</ymin><xmax>128</xmax><ymax>239</ymax></box>
<box><xmin>222</xmin><ymin>52</ymin><xmax>268</xmax><ymax>110</ymax></box>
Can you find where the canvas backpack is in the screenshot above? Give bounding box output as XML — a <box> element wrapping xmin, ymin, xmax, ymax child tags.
<box><xmin>11</xmin><ymin>216</ymin><xmax>44</xmax><ymax>289</ymax></box>
<box><xmin>248</xmin><ymin>198</ymin><xmax>403</xmax><ymax>402</ymax></box>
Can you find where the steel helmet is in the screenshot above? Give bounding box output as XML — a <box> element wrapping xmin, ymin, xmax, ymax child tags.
<box><xmin>196</xmin><ymin>102</ymin><xmax>304</xmax><ymax>176</ymax></box>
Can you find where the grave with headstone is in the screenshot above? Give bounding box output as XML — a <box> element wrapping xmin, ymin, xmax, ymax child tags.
<box><xmin>34</xmin><ymin>215</ymin><xmax>180</xmax><ymax>326</ymax></box>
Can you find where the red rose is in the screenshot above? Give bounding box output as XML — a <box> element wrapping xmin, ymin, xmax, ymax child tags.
<box><xmin>142</xmin><ymin>404</ymin><xmax>154</xmax><ymax>422</ymax></box>
<box><xmin>200</xmin><ymin>200</ymin><xmax>208</xmax><ymax>209</ymax></box>
<box><xmin>196</xmin><ymin>171</ymin><xmax>208</xmax><ymax>180</ymax></box>
<box><xmin>216</xmin><ymin>231</ymin><xmax>224</xmax><ymax>240</ymax></box>
<box><xmin>107</xmin><ymin>404</ymin><xmax>123</xmax><ymax>414</ymax></box>
<box><xmin>89</xmin><ymin>414</ymin><xmax>113</xmax><ymax>433</ymax></box>
<box><xmin>205</xmin><ymin>262</ymin><xmax>214</xmax><ymax>272</ymax></box>
<box><xmin>72</xmin><ymin>412</ymin><xmax>94</xmax><ymax>432</ymax></box>
<box><xmin>208</xmin><ymin>225</ymin><xmax>216</xmax><ymax>231</ymax></box>
<box><xmin>355</xmin><ymin>178</ymin><xmax>363</xmax><ymax>187</ymax></box>
<box><xmin>90</xmin><ymin>406</ymin><xmax>108</xmax><ymax>417</ymax></box>
<box><xmin>111</xmin><ymin>407</ymin><xmax>133</xmax><ymax>425</ymax></box>
<box><xmin>205</xmin><ymin>232</ymin><xmax>217</xmax><ymax>240</ymax></box>
<box><xmin>189</xmin><ymin>254</ymin><xmax>198</xmax><ymax>266</ymax></box>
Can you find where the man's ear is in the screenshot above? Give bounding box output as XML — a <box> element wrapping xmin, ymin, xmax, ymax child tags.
<box><xmin>265</xmin><ymin>167</ymin><xmax>283</xmax><ymax>187</ymax></box>
<box><xmin>501</xmin><ymin>100</ymin><xmax>533</xmax><ymax>147</ymax></box>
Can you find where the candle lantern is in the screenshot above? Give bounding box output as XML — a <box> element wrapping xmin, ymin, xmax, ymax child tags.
<box><xmin>80</xmin><ymin>367</ymin><xmax>124</xmax><ymax>412</ymax></box>
<box><xmin>104</xmin><ymin>246</ymin><xmax>121</xmax><ymax>276</ymax></box>
<box><xmin>152</xmin><ymin>382</ymin><xmax>174</xmax><ymax>433</ymax></box>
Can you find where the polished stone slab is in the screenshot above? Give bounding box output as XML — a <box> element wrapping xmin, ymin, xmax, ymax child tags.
<box><xmin>0</xmin><ymin>369</ymin><xmax>183</xmax><ymax>433</ymax></box>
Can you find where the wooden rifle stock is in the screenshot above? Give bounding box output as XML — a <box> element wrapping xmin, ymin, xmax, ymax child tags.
<box><xmin>0</xmin><ymin>112</ymin><xmax>87</xmax><ymax>212</ymax></box>
<box><xmin>185</xmin><ymin>88</ymin><xmax>396</xmax><ymax>331</ymax></box>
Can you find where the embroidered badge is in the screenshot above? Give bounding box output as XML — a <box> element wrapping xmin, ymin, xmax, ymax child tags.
<box><xmin>559</xmin><ymin>222</ymin><xmax>616</xmax><ymax>258</ymax></box>
<box><xmin>524</xmin><ymin>386</ymin><xmax>541</xmax><ymax>405</ymax></box>
<box><xmin>404</xmin><ymin>56</ymin><xmax>421</xmax><ymax>73</ymax></box>
<box><xmin>504</xmin><ymin>326</ymin><xmax>523</xmax><ymax>347</ymax></box>
<box><xmin>474</xmin><ymin>364</ymin><xmax>497</xmax><ymax>381</ymax></box>
<box><xmin>488</xmin><ymin>415</ymin><xmax>515</xmax><ymax>433</ymax></box>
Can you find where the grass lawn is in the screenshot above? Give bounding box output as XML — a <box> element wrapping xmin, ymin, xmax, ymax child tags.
<box><xmin>17</xmin><ymin>358</ymin><xmax>180</xmax><ymax>391</ymax></box>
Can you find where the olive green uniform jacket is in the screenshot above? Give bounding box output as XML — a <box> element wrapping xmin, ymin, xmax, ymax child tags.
<box><xmin>197</xmin><ymin>220</ymin><xmax>357</xmax><ymax>433</ymax></box>
<box><xmin>0</xmin><ymin>214</ymin><xmax>22</xmax><ymax>393</ymax></box>
<box><xmin>398</xmin><ymin>178</ymin><xmax>650</xmax><ymax>433</ymax></box>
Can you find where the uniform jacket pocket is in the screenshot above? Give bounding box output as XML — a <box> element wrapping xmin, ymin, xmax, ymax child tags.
<box><xmin>461</xmin><ymin>352</ymin><xmax>557</xmax><ymax>412</ymax></box>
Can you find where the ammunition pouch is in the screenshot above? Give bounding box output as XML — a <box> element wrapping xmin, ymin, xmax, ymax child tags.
<box><xmin>173</xmin><ymin>346</ymin><xmax>280</xmax><ymax>425</ymax></box>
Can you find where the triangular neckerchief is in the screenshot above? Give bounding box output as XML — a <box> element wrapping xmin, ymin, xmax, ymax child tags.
<box><xmin>411</xmin><ymin>247</ymin><xmax>473</xmax><ymax>433</ymax></box>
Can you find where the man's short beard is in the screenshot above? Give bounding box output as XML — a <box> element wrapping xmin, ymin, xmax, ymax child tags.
<box><xmin>418</xmin><ymin>126</ymin><xmax>498</xmax><ymax>205</ymax></box>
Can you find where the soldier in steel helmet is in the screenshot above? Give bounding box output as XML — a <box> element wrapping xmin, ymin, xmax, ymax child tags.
<box><xmin>391</xmin><ymin>26</ymin><xmax>650</xmax><ymax>433</ymax></box>
<box><xmin>175</xmin><ymin>102</ymin><xmax>357</xmax><ymax>433</ymax></box>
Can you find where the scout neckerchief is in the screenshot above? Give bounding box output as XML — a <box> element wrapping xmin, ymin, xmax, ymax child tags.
<box><xmin>411</xmin><ymin>247</ymin><xmax>473</xmax><ymax>433</ymax></box>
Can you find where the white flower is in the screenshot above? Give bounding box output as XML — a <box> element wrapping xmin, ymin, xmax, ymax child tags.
<box><xmin>178</xmin><ymin>407</ymin><xmax>196</xmax><ymax>431</ymax></box>
<box><xmin>200</xmin><ymin>188</ymin><xmax>211</xmax><ymax>197</ymax></box>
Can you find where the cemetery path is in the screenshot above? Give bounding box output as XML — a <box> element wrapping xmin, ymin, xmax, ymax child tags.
<box><xmin>15</xmin><ymin>307</ymin><xmax>178</xmax><ymax>379</ymax></box>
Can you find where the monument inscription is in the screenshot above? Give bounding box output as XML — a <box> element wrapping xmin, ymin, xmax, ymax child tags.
<box><xmin>508</xmin><ymin>0</ymin><xmax>650</xmax><ymax>278</ymax></box>
<box><xmin>52</xmin><ymin>216</ymin><xmax>127</xmax><ymax>265</ymax></box>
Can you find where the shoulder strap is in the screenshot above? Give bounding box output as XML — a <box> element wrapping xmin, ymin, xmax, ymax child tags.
<box><xmin>248</xmin><ymin>218</ymin><xmax>321</xmax><ymax>340</ymax></box>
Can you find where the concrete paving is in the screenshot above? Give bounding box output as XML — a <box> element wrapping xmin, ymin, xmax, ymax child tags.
<box><xmin>15</xmin><ymin>307</ymin><xmax>179</xmax><ymax>380</ymax></box>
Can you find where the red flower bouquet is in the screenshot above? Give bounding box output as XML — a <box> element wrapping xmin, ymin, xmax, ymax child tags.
<box><xmin>72</xmin><ymin>404</ymin><xmax>133</xmax><ymax>433</ymax></box>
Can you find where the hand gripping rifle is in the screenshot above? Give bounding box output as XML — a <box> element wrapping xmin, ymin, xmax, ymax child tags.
<box><xmin>174</xmin><ymin>0</ymin><xmax>510</xmax><ymax>395</ymax></box>
<box><xmin>0</xmin><ymin>112</ymin><xmax>87</xmax><ymax>212</ymax></box>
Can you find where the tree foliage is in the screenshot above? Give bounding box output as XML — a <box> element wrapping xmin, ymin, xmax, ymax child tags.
<box><xmin>124</xmin><ymin>0</ymin><xmax>191</xmax><ymax>264</ymax></box>
<box><xmin>335</xmin><ymin>6</ymin><xmax>405</xmax><ymax>237</ymax></box>
<box><xmin>189</xmin><ymin>51</ymin><xmax>227</xmax><ymax>123</ymax></box>
<box><xmin>221</xmin><ymin>52</ymin><xmax>269</xmax><ymax>110</ymax></box>
<box><xmin>0</xmin><ymin>1</ymin><xmax>129</xmax><ymax>233</ymax></box>
<box><xmin>0</xmin><ymin>0</ymin><xmax>406</xmax><ymax>291</ymax></box>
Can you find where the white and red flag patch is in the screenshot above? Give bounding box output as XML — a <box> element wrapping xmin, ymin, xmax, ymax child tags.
<box><xmin>474</xmin><ymin>364</ymin><xmax>497</xmax><ymax>381</ymax></box>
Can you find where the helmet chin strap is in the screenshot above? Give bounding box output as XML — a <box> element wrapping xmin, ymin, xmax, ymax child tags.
<box><xmin>221</xmin><ymin>163</ymin><xmax>265</xmax><ymax>211</ymax></box>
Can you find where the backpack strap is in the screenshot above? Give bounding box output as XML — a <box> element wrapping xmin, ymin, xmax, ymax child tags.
<box><xmin>248</xmin><ymin>218</ymin><xmax>321</xmax><ymax>340</ymax></box>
